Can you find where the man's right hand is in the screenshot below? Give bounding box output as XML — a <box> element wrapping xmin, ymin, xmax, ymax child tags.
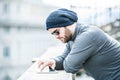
<box><xmin>37</xmin><ymin>59</ymin><xmax>56</xmax><ymax>72</ymax></box>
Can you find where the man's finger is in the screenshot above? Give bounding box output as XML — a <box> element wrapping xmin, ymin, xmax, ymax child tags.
<box><xmin>40</xmin><ymin>62</ymin><xmax>50</xmax><ymax>71</ymax></box>
<box><xmin>37</xmin><ymin>60</ymin><xmax>45</xmax><ymax>68</ymax></box>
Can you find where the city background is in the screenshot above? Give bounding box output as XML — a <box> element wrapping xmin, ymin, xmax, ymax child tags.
<box><xmin>0</xmin><ymin>0</ymin><xmax>120</xmax><ymax>80</ymax></box>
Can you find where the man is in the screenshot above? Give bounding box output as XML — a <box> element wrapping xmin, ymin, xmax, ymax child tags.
<box><xmin>38</xmin><ymin>8</ymin><xmax>120</xmax><ymax>80</ymax></box>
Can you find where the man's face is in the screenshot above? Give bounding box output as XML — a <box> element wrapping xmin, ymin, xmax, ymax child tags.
<box><xmin>48</xmin><ymin>27</ymin><xmax>72</xmax><ymax>43</ymax></box>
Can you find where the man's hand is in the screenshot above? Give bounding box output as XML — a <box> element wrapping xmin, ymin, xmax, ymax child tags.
<box><xmin>37</xmin><ymin>59</ymin><xmax>56</xmax><ymax>71</ymax></box>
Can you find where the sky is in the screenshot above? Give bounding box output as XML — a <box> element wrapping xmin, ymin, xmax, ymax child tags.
<box><xmin>42</xmin><ymin>0</ymin><xmax>120</xmax><ymax>8</ymax></box>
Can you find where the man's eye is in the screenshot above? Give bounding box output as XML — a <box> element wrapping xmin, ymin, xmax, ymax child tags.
<box><xmin>55</xmin><ymin>31</ymin><xmax>59</xmax><ymax>35</ymax></box>
<box><xmin>52</xmin><ymin>30</ymin><xmax>60</xmax><ymax>35</ymax></box>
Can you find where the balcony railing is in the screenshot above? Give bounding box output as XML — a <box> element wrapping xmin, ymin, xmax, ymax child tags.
<box><xmin>17</xmin><ymin>46</ymin><xmax>76</xmax><ymax>80</ymax></box>
<box><xmin>17</xmin><ymin>61</ymin><xmax>75</xmax><ymax>80</ymax></box>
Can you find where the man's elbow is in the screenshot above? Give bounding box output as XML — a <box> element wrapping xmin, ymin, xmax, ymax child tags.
<box><xmin>63</xmin><ymin>63</ymin><xmax>78</xmax><ymax>74</ymax></box>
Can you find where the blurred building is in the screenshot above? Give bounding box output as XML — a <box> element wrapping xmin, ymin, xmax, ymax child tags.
<box><xmin>72</xmin><ymin>6</ymin><xmax>120</xmax><ymax>27</ymax></box>
<box><xmin>0</xmin><ymin>0</ymin><xmax>59</xmax><ymax>80</ymax></box>
<box><xmin>43</xmin><ymin>0</ymin><xmax>120</xmax><ymax>27</ymax></box>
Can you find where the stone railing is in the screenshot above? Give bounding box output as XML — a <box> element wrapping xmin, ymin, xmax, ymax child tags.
<box><xmin>17</xmin><ymin>45</ymin><xmax>76</xmax><ymax>80</ymax></box>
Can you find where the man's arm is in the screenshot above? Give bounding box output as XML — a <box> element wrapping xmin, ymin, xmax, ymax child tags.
<box><xmin>37</xmin><ymin>43</ymin><xmax>70</xmax><ymax>71</ymax></box>
<box><xmin>63</xmin><ymin>31</ymin><xmax>98</xmax><ymax>73</ymax></box>
<box><xmin>54</xmin><ymin>43</ymin><xmax>71</xmax><ymax>70</ymax></box>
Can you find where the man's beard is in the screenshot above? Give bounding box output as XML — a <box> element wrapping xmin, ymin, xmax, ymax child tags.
<box><xmin>62</xmin><ymin>35</ymin><xmax>72</xmax><ymax>43</ymax></box>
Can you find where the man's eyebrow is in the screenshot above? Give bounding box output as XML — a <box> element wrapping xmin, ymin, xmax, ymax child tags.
<box><xmin>51</xmin><ymin>29</ymin><xmax>57</xmax><ymax>34</ymax></box>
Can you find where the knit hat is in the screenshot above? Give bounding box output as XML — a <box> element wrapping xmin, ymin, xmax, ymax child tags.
<box><xmin>46</xmin><ymin>8</ymin><xmax>78</xmax><ymax>30</ymax></box>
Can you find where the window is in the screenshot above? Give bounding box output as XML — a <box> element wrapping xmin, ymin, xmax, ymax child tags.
<box><xmin>3</xmin><ymin>74</ymin><xmax>11</xmax><ymax>80</ymax></box>
<box><xmin>3</xmin><ymin>26</ymin><xmax>10</xmax><ymax>33</ymax></box>
<box><xmin>3</xmin><ymin>3</ymin><xmax>9</xmax><ymax>14</ymax></box>
<box><xmin>3</xmin><ymin>46</ymin><xmax>10</xmax><ymax>58</ymax></box>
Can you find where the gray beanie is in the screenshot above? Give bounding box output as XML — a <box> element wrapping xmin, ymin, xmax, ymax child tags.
<box><xmin>46</xmin><ymin>8</ymin><xmax>78</xmax><ymax>30</ymax></box>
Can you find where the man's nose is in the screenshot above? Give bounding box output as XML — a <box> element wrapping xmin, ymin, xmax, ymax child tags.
<box><xmin>55</xmin><ymin>35</ymin><xmax>60</xmax><ymax>39</ymax></box>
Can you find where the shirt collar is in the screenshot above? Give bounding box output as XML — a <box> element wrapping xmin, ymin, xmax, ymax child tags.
<box><xmin>71</xmin><ymin>23</ymin><xmax>79</xmax><ymax>41</ymax></box>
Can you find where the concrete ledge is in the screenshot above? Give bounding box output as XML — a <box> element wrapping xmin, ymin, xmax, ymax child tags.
<box><xmin>17</xmin><ymin>61</ymin><xmax>75</xmax><ymax>80</ymax></box>
<box><xmin>17</xmin><ymin>46</ymin><xmax>75</xmax><ymax>80</ymax></box>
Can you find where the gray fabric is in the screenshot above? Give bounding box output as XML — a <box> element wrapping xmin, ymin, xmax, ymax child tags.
<box><xmin>54</xmin><ymin>23</ymin><xmax>120</xmax><ymax>80</ymax></box>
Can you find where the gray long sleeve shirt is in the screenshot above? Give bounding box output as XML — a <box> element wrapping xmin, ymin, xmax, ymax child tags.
<box><xmin>54</xmin><ymin>23</ymin><xmax>120</xmax><ymax>80</ymax></box>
